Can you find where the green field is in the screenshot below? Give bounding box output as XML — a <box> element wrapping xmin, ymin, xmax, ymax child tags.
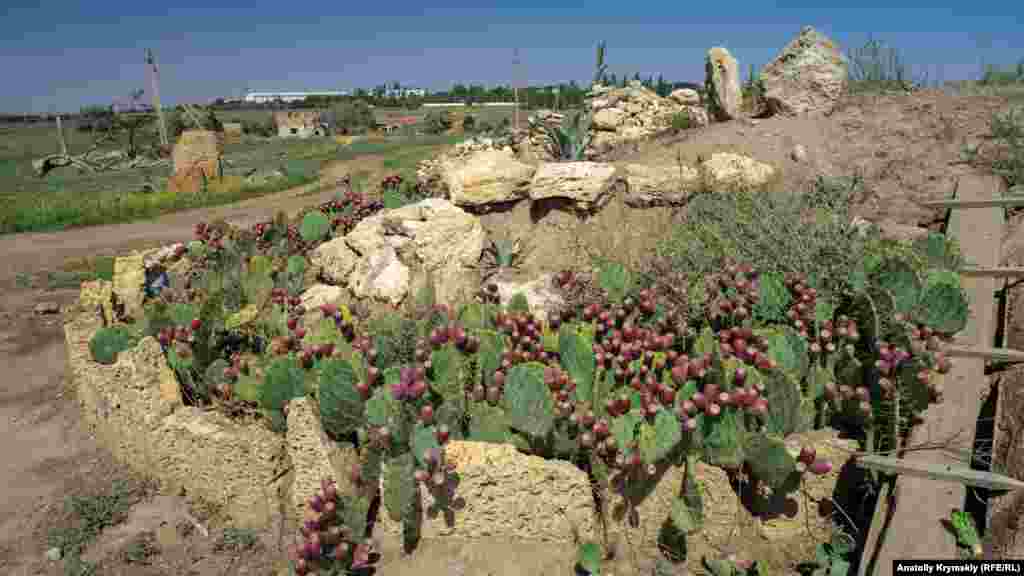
<box><xmin>0</xmin><ymin>119</ymin><xmax>464</xmax><ymax>235</ymax></box>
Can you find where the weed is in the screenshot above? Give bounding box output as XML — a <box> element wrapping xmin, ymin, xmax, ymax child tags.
<box><xmin>989</xmin><ymin>106</ymin><xmax>1024</xmax><ymax>190</ymax></box>
<box><xmin>847</xmin><ymin>37</ymin><xmax>920</xmax><ymax>94</ymax></box>
<box><xmin>214</xmin><ymin>526</ymin><xmax>259</xmax><ymax>552</ymax></box>
<box><xmin>964</xmin><ymin>105</ymin><xmax>1024</xmax><ymax>191</ymax></box>
<box><xmin>670</xmin><ymin>110</ymin><xmax>692</xmax><ymax>132</ymax></box>
<box><xmin>120</xmin><ymin>530</ymin><xmax>158</xmax><ymax>564</ymax></box>
<box><xmin>62</xmin><ymin>555</ymin><xmax>97</xmax><ymax>576</ymax></box>
<box><xmin>47</xmin><ymin>478</ymin><xmax>145</xmax><ymax>574</ymax></box>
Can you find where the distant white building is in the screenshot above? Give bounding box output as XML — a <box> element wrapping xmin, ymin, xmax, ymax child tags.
<box><xmin>382</xmin><ymin>87</ymin><xmax>427</xmax><ymax>98</ymax></box>
<box><xmin>243</xmin><ymin>90</ymin><xmax>350</xmax><ymax>104</ymax></box>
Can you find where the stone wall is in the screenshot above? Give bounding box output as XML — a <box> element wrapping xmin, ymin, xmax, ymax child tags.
<box><xmin>64</xmin><ymin>305</ymin><xmax>286</xmax><ymax>529</ymax></box>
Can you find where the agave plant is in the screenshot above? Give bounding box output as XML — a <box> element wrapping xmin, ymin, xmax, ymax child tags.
<box><xmin>541</xmin><ymin>111</ymin><xmax>593</xmax><ymax>161</ymax></box>
<box><xmin>475</xmin><ymin>236</ymin><xmax>531</xmax><ymax>284</ymax></box>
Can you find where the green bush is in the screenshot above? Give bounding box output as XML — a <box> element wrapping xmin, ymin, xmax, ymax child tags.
<box><xmin>332</xmin><ymin>100</ymin><xmax>376</xmax><ymax>134</ymax></box>
<box><xmin>980</xmin><ymin>60</ymin><xmax>1024</xmax><ymax>86</ymax></box>
<box><xmin>423</xmin><ymin>109</ymin><xmax>453</xmax><ymax>135</ymax></box>
<box><xmin>462</xmin><ymin>113</ymin><xmax>476</xmax><ymax>132</ymax></box>
<box><xmin>242</xmin><ymin>113</ymin><xmax>276</xmax><ymax>137</ymax></box>
<box><xmin>670</xmin><ymin>110</ymin><xmax>691</xmax><ymax>132</ymax></box>
<box><xmin>655</xmin><ymin>175</ymin><xmax>873</xmax><ymax>297</ymax></box>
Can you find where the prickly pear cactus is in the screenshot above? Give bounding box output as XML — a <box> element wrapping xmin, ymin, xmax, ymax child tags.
<box><xmin>559</xmin><ymin>325</ymin><xmax>596</xmax><ymax>401</ymax></box>
<box><xmin>759</xmin><ymin>326</ymin><xmax>809</xmax><ymax>382</ymax></box>
<box><xmin>913</xmin><ymin>232</ymin><xmax>962</xmax><ymax>271</ymax></box>
<box><xmin>915</xmin><ymin>270</ymin><xmax>969</xmax><ymax>334</ymax></box>
<box><xmin>743</xmin><ymin>434</ymin><xmax>798</xmax><ymax>494</ymax></box>
<box><xmin>636</xmin><ymin>409</ymin><xmax>683</xmax><ymax>465</ymax></box>
<box><xmin>597</xmin><ymin>260</ymin><xmax>634</xmax><ymax>303</ymax></box>
<box><xmin>763</xmin><ymin>370</ymin><xmax>805</xmax><ymax>436</ymax></box>
<box><xmin>872</xmin><ymin>258</ymin><xmax>921</xmax><ymax>316</ymax></box>
<box><xmin>89</xmin><ymin>326</ymin><xmax>138</xmax><ymax>365</ymax></box>
<box><xmin>318</xmin><ymin>358</ymin><xmax>364</xmax><ymax>438</ymax></box>
<box><xmin>382</xmin><ymin>452</ymin><xmax>420</xmax><ymax>541</ymax></box>
<box><xmin>299</xmin><ymin>211</ymin><xmax>331</xmax><ymax>243</ymax></box>
<box><xmin>699</xmin><ymin>409</ymin><xmax>744</xmax><ymax>470</ymax></box>
<box><xmin>260</xmin><ymin>355</ymin><xmax>306</xmax><ymax>418</ymax></box>
<box><xmin>502</xmin><ymin>362</ymin><xmax>555</xmax><ymax>438</ymax></box>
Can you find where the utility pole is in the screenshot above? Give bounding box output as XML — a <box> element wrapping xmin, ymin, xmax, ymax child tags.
<box><xmin>145</xmin><ymin>49</ymin><xmax>169</xmax><ymax>147</ymax></box>
<box><xmin>513</xmin><ymin>48</ymin><xmax>521</xmax><ymax>129</ymax></box>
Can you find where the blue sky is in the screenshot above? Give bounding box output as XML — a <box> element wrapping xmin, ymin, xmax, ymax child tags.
<box><xmin>2</xmin><ymin>1</ymin><xmax>1022</xmax><ymax>113</ymax></box>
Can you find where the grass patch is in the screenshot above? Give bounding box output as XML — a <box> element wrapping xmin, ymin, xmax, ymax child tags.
<box><xmin>2</xmin><ymin>166</ymin><xmax>318</xmax><ymax>235</ymax></box>
<box><xmin>13</xmin><ymin>255</ymin><xmax>116</xmax><ymax>291</ymax></box>
<box><xmin>213</xmin><ymin>526</ymin><xmax>259</xmax><ymax>552</ymax></box>
<box><xmin>0</xmin><ymin>132</ymin><xmax>462</xmax><ymax>236</ymax></box>
<box><xmin>47</xmin><ymin>478</ymin><xmax>148</xmax><ymax>576</ymax></box>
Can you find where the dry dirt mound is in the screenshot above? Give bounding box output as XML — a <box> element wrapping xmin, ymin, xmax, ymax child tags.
<box><xmin>608</xmin><ymin>89</ymin><xmax>1008</xmax><ymax>228</ymax></box>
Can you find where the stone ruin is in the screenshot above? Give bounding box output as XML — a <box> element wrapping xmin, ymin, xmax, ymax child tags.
<box><xmin>167</xmin><ymin>129</ymin><xmax>224</xmax><ymax>195</ymax></box>
<box><xmin>274</xmin><ymin>110</ymin><xmax>329</xmax><ymax>138</ymax></box>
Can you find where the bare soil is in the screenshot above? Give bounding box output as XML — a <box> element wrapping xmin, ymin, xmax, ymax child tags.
<box><xmin>1</xmin><ymin>88</ymin><xmax>1022</xmax><ymax>575</ymax></box>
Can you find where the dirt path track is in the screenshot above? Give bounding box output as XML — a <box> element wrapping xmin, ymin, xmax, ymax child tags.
<box><xmin>0</xmin><ymin>181</ymin><xmax>349</xmax><ymax>282</ymax></box>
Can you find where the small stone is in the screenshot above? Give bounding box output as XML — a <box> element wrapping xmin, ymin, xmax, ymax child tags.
<box><xmin>790</xmin><ymin>144</ymin><xmax>808</xmax><ymax>163</ymax></box>
<box><xmin>34</xmin><ymin>301</ymin><xmax>60</xmax><ymax>315</ymax></box>
<box><xmin>46</xmin><ymin>547</ymin><xmax>62</xmax><ymax>561</ymax></box>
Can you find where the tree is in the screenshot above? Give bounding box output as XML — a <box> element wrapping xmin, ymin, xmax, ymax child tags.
<box><xmin>332</xmin><ymin>100</ymin><xmax>376</xmax><ymax>134</ymax></box>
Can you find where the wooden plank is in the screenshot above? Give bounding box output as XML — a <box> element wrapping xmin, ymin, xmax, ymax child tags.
<box><xmin>961</xmin><ymin>267</ymin><xmax>1024</xmax><ymax>278</ymax></box>
<box><xmin>943</xmin><ymin>345</ymin><xmax>1024</xmax><ymax>363</ymax></box>
<box><xmin>920</xmin><ymin>197</ymin><xmax>1024</xmax><ymax>209</ymax></box>
<box><xmin>986</xmin><ymin>368</ymin><xmax>1024</xmax><ymax>558</ymax></box>
<box><xmin>857</xmin><ymin>483</ymin><xmax>892</xmax><ymax>576</ymax></box>
<box><xmin>875</xmin><ymin>173</ymin><xmax>1005</xmax><ymax>575</ymax></box>
<box><xmin>855</xmin><ymin>454</ymin><xmax>1024</xmax><ymax>491</ymax></box>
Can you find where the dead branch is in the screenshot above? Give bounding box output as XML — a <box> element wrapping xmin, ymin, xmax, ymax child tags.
<box><xmin>33</xmin><ymin>123</ymin><xmax>169</xmax><ymax>178</ymax></box>
<box><xmin>33</xmin><ymin>148</ymin><xmax>169</xmax><ymax>178</ymax></box>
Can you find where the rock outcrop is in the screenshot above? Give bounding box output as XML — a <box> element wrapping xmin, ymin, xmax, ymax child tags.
<box><xmin>701</xmin><ymin>152</ymin><xmax>778</xmax><ymax>192</ymax></box>
<box><xmin>311</xmin><ymin>199</ymin><xmax>485</xmax><ymax>307</ymax></box>
<box><xmin>529</xmin><ymin>161</ymin><xmax>622</xmax><ymax>211</ymax></box>
<box><xmin>586</xmin><ymin>82</ymin><xmax>710</xmax><ymax>155</ymax></box>
<box><xmin>622</xmin><ymin>163</ymin><xmax>703</xmax><ymax>207</ymax></box>
<box><xmin>705</xmin><ymin>47</ymin><xmax>743</xmax><ymax>121</ymax></box>
<box><xmin>760</xmin><ymin>26</ymin><xmax>849</xmax><ymax>116</ymax></box>
<box><xmin>441</xmin><ymin>148</ymin><xmax>536</xmax><ymax>207</ymax></box>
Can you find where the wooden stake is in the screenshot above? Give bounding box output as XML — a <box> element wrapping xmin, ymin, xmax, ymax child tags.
<box><xmin>961</xmin><ymin>267</ymin><xmax>1024</xmax><ymax>278</ymax></box>
<box><xmin>942</xmin><ymin>345</ymin><xmax>1024</xmax><ymax>363</ymax></box>
<box><xmin>921</xmin><ymin>197</ymin><xmax>1024</xmax><ymax>209</ymax></box>
<box><xmin>55</xmin><ymin>115</ymin><xmax>68</xmax><ymax>156</ymax></box>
